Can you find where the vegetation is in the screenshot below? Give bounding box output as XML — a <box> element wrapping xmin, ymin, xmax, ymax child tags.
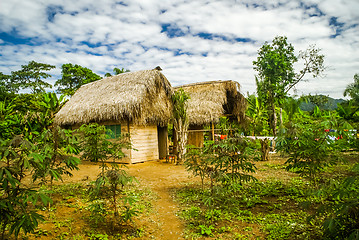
<box><xmin>253</xmin><ymin>36</ymin><xmax>325</xmax><ymax>135</ymax></box>
<box><xmin>0</xmin><ymin>62</ymin><xmax>140</xmax><ymax>239</ymax></box>
<box><xmin>104</xmin><ymin>67</ymin><xmax>130</xmax><ymax>77</ymax></box>
<box><xmin>55</xmin><ymin>63</ymin><xmax>102</xmax><ymax>96</ymax></box>
<box><xmin>172</xmin><ymin>88</ymin><xmax>190</xmax><ymax>163</ymax></box>
<box><xmin>9</xmin><ymin>61</ymin><xmax>55</xmax><ymax>94</ymax></box>
<box><xmin>0</xmin><ymin>51</ymin><xmax>358</xmax><ymax>239</ymax></box>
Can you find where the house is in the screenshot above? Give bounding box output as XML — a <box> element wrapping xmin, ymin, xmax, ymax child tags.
<box><xmin>54</xmin><ymin>69</ymin><xmax>173</xmax><ymax>163</ymax></box>
<box><xmin>174</xmin><ymin>80</ymin><xmax>247</xmax><ymax>147</ymax></box>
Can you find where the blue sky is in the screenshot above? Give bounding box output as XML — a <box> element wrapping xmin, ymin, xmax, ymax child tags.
<box><xmin>0</xmin><ymin>0</ymin><xmax>358</xmax><ymax>98</ymax></box>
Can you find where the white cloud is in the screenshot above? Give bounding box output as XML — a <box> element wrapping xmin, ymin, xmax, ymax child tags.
<box><xmin>0</xmin><ymin>0</ymin><xmax>358</xmax><ymax>98</ymax></box>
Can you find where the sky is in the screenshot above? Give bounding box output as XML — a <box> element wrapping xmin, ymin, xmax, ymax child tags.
<box><xmin>0</xmin><ymin>0</ymin><xmax>358</xmax><ymax>99</ymax></box>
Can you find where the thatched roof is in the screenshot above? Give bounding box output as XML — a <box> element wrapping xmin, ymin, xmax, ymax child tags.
<box><xmin>54</xmin><ymin>69</ymin><xmax>173</xmax><ymax>126</ymax></box>
<box><xmin>174</xmin><ymin>80</ymin><xmax>247</xmax><ymax>125</ymax></box>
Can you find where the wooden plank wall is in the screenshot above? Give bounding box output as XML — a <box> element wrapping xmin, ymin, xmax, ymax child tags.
<box><xmin>187</xmin><ymin>125</ymin><xmax>204</xmax><ymax>148</ymax></box>
<box><xmin>130</xmin><ymin>125</ymin><xmax>159</xmax><ymax>163</ymax></box>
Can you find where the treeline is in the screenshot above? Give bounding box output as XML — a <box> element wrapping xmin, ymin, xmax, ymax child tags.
<box><xmin>0</xmin><ymin>61</ymin><xmax>129</xmax><ymax>99</ymax></box>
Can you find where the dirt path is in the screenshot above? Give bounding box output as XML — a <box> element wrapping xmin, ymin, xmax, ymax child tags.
<box><xmin>128</xmin><ymin>161</ymin><xmax>194</xmax><ymax>239</ymax></box>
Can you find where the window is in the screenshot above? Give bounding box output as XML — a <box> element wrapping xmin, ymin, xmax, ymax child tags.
<box><xmin>105</xmin><ymin>124</ymin><xmax>121</xmax><ymax>139</ymax></box>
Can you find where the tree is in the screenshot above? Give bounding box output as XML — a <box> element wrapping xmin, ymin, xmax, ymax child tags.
<box><xmin>344</xmin><ymin>73</ymin><xmax>359</xmax><ymax>105</ymax></box>
<box><xmin>172</xmin><ymin>88</ymin><xmax>190</xmax><ymax>163</ymax></box>
<box><xmin>55</xmin><ymin>63</ymin><xmax>101</xmax><ymax>96</ymax></box>
<box><xmin>0</xmin><ymin>72</ymin><xmax>12</xmax><ymax>95</ymax></box>
<box><xmin>253</xmin><ymin>36</ymin><xmax>325</xmax><ymax>135</ymax></box>
<box><xmin>245</xmin><ymin>94</ymin><xmax>269</xmax><ymax>136</ymax></box>
<box><xmin>104</xmin><ymin>67</ymin><xmax>130</xmax><ymax>77</ymax></box>
<box><xmin>306</xmin><ymin>94</ymin><xmax>329</xmax><ymax>110</ymax></box>
<box><xmin>277</xmin><ymin>112</ymin><xmax>352</xmax><ymax>187</ymax></box>
<box><xmin>10</xmin><ymin>61</ymin><xmax>55</xmax><ymax>94</ymax></box>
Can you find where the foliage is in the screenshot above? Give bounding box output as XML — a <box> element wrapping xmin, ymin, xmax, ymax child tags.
<box><xmin>25</xmin><ymin>92</ymin><xmax>67</xmax><ymax>132</ymax></box>
<box><xmin>185</xmin><ymin>144</ymin><xmax>213</xmax><ymax>190</ymax></box>
<box><xmin>78</xmin><ymin>123</ymin><xmax>129</xmax><ymax>162</ymax></box>
<box><xmin>253</xmin><ymin>36</ymin><xmax>297</xmax><ymax>135</ymax></box>
<box><xmin>0</xmin><ymin>100</ymin><xmax>22</xmax><ymax>140</ymax></box>
<box><xmin>1</xmin><ymin>92</ymin><xmax>66</xmax><ymax>142</ymax></box>
<box><xmin>0</xmin><ymin>135</ymin><xmax>52</xmax><ymax>238</ymax></box>
<box><xmin>337</xmin><ymin>101</ymin><xmax>359</xmax><ymax>123</ymax></box>
<box><xmin>185</xmin><ymin>134</ymin><xmax>259</xmax><ymax>191</ymax></box>
<box><xmin>88</xmin><ymin>164</ymin><xmax>138</xmax><ymax>224</ymax></box>
<box><xmin>176</xmin><ymin>177</ymin><xmax>324</xmax><ymax>239</ymax></box>
<box><xmin>30</xmin><ymin>126</ymin><xmax>80</xmax><ymax>186</ymax></box>
<box><xmin>312</xmin><ymin>163</ymin><xmax>359</xmax><ymax>239</ymax></box>
<box><xmin>245</xmin><ymin>94</ymin><xmax>269</xmax><ymax>136</ymax></box>
<box><xmin>172</xmin><ymin>88</ymin><xmax>190</xmax><ymax>163</ymax></box>
<box><xmin>10</xmin><ymin>61</ymin><xmax>55</xmax><ymax>94</ymax></box>
<box><xmin>84</xmin><ymin>127</ymin><xmax>139</xmax><ymax>227</ymax></box>
<box><xmin>0</xmin><ymin>72</ymin><xmax>12</xmax><ymax>95</ymax></box>
<box><xmin>344</xmin><ymin>73</ymin><xmax>359</xmax><ymax>105</ymax></box>
<box><xmin>104</xmin><ymin>67</ymin><xmax>130</xmax><ymax>77</ymax></box>
<box><xmin>253</xmin><ymin>36</ymin><xmax>325</xmax><ymax>135</ymax></box>
<box><xmin>55</xmin><ymin>63</ymin><xmax>101</xmax><ymax>96</ymax></box>
<box><xmin>211</xmin><ymin>135</ymin><xmax>259</xmax><ymax>187</ymax></box>
<box><xmin>277</xmin><ymin>112</ymin><xmax>353</xmax><ymax>186</ymax></box>
<box><xmin>0</xmin><ymin>89</ymin><xmax>79</xmax><ymax>238</ymax></box>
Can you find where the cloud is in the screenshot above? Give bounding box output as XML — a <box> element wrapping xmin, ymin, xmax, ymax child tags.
<box><xmin>0</xmin><ymin>0</ymin><xmax>358</xmax><ymax>98</ymax></box>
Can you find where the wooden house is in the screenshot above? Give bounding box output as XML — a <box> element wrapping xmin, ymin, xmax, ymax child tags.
<box><xmin>54</xmin><ymin>69</ymin><xmax>173</xmax><ymax>163</ymax></box>
<box><xmin>174</xmin><ymin>80</ymin><xmax>247</xmax><ymax>147</ymax></box>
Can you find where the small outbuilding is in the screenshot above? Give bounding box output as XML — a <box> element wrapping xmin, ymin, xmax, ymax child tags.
<box><xmin>174</xmin><ymin>80</ymin><xmax>247</xmax><ymax>147</ymax></box>
<box><xmin>54</xmin><ymin>69</ymin><xmax>173</xmax><ymax>163</ymax></box>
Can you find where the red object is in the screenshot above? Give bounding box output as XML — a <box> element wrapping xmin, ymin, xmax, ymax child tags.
<box><xmin>220</xmin><ymin>135</ymin><xmax>227</xmax><ymax>140</ymax></box>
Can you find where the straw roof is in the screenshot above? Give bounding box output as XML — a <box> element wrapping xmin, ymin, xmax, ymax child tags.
<box><xmin>174</xmin><ymin>80</ymin><xmax>247</xmax><ymax>125</ymax></box>
<box><xmin>54</xmin><ymin>69</ymin><xmax>173</xmax><ymax>126</ymax></box>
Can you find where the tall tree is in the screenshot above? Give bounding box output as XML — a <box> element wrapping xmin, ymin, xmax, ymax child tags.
<box><xmin>55</xmin><ymin>63</ymin><xmax>101</xmax><ymax>96</ymax></box>
<box><xmin>10</xmin><ymin>61</ymin><xmax>55</xmax><ymax>94</ymax></box>
<box><xmin>344</xmin><ymin>73</ymin><xmax>359</xmax><ymax>105</ymax></box>
<box><xmin>0</xmin><ymin>72</ymin><xmax>14</xmax><ymax>101</ymax></box>
<box><xmin>253</xmin><ymin>36</ymin><xmax>325</xmax><ymax>135</ymax></box>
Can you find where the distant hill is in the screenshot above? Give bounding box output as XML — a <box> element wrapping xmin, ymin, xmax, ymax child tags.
<box><xmin>299</xmin><ymin>95</ymin><xmax>345</xmax><ymax>111</ymax></box>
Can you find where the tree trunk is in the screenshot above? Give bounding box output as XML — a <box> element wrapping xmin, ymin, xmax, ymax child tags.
<box><xmin>174</xmin><ymin>118</ymin><xmax>188</xmax><ymax>164</ymax></box>
<box><xmin>260</xmin><ymin>138</ymin><xmax>270</xmax><ymax>161</ymax></box>
<box><xmin>271</xmin><ymin>102</ymin><xmax>277</xmax><ymax>136</ymax></box>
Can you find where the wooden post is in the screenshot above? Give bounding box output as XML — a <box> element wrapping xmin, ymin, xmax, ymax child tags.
<box><xmin>173</xmin><ymin>126</ymin><xmax>178</xmax><ymax>159</ymax></box>
<box><xmin>211</xmin><ymin>122</ymin><xmax>215</xmax><ymax>141</ymax></box>
<box><xmin>127</xmin><ymin>120</ymin><xmax>132</xmax><ymax>162</ymax></box>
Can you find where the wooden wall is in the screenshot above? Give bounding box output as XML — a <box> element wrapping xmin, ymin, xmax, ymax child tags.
<box><xmin>72</xmin><ymin>121</ymin><xmax>161</xmax><ymax>163</ymax></box>
<box><xmin>130</xmin><ymin>125</ymin><xmax>159</xmax><ymax>163</ymax></box>
<box><xmin>187</xmin><ymin>125</ymin><xmax>204</xmax><ymax>148</ymax></box>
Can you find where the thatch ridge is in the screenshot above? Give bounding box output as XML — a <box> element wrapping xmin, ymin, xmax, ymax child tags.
<box><xmin>174</xmin><ymin>80</ymin><xmax>247</xmax><ymax>125</ymax></box>
<box><xmin>55</xmin><ymin>69</ymin><xmax>173</xmax><ymax>126</ymax></box>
